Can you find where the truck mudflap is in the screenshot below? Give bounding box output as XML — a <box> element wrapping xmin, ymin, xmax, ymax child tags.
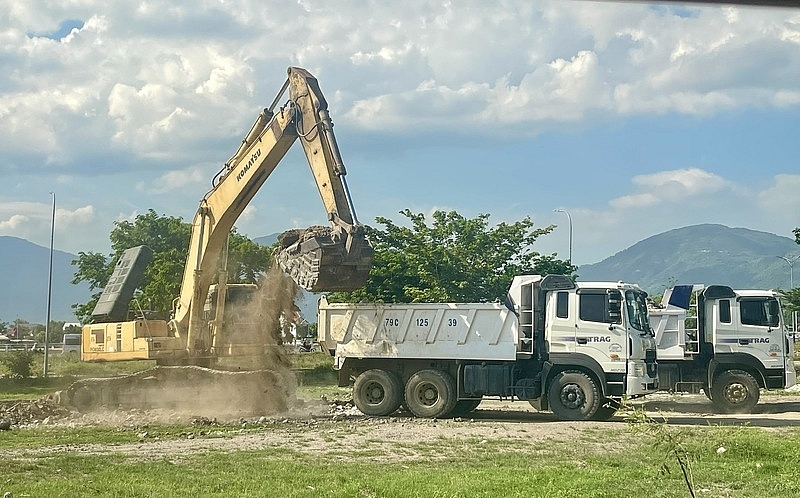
<box><xmin>274</xmin><ymin>225</ymin><xmax>373</xmax><ymax>292</ymax></box>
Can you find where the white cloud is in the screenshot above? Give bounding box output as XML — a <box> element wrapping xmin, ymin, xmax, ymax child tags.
<box><xmin>0</xmin><ymin>213</ymin><xmax>30</xmax><ymax>231</ymax></box>
<box><xmin>0</xmin><ymin>201</ymin><xmax>95</xmax><ymax>248</ymax></box>
<box><xmin>1</xmin><ymin>0</ymin><xmax>798</xmax><ymax>167</ymax></box>
<box><xmin>239</xmin><ymin>205</ymin><xmax>257</xmax><ymax>223</ymax></box>
<box><xmin>757</xmin><ymin>174</ymin><xmax>800</xmax><ymax>215</ymax></box>
<box><xmin>1</xmin><ymin>0</ymin><xmax>798</xmax><ymax>263</ymax></box>
<box><xmin>610</xmin><ymin>168</ymin><xmax>731</xmax><ymax>209</ymax></box>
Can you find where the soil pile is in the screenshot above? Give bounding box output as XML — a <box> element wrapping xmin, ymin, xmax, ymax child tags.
<box><xmin>0</xmin><ymin>398</ymin><xmax>70</xmax><ymax>429</ymax></box>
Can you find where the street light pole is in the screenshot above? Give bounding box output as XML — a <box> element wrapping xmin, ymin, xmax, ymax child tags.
<box><xmin>777</xmin><ymin>255</ymin><xmax>799</xmax><ymax>335</ymax></box>
<box><xmin>553</xmin><ymin>209</ymin><xmax>573</xmax><ymax>263</ymax></box>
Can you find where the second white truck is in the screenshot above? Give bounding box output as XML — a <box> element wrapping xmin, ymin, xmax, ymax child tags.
<box><xmin>650</xmin><ymin>284</ymin><xmax>796</xmax><ymax>413</ymax></box>
<box><xmin>318</xmin><ymin>274</ymin><xmax>658</xmax><ymax>421</ymax></box>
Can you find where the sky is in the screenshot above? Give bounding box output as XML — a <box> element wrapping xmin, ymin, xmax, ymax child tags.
<box><xmin>1</xmin><ymin>1</ymin><xmax>799</xmax><ymax>267</ymax></box>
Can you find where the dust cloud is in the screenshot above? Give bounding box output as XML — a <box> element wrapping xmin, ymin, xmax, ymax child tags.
<box><xmin>193</xmin><ymin>262</ymin><xmax>302</xmax><ymax>417</ymax></box>
<box><xmin>62</xmin><ymin>263</ymin><xmax>308</xmax><ymax>422</ymax></box>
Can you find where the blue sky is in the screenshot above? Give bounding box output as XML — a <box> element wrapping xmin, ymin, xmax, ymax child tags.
<box><xmin>1</xmin><ymin>1</ymin><xmax>799</xmax><ymax>266</ymax></box>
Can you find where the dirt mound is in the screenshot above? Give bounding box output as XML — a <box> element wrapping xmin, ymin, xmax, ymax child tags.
<box><xmin>0</xmin><ymin>398</ymin><xmax>70</xmax><ymax>429</ymax></box>
<box><xmin>58</xmin><ymin>365</ymin><xmax>293</xmax><ymax>417</ymax></box>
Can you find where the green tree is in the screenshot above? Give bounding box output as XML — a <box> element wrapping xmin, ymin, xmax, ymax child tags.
<box><xmin>781</xmin><ymin>288</ymin><xmax>800</xmax><ymax>314</ymax></box>
<box><xmin>328</xmin><ymin>209</ymin><xmax>575</xmax><ymax>304</ymax></box>
<box><xmin>32</xmin><ymin>320</ymin><xmax>68</xmax><ymax>344</ymax></box>
<box><xmin>779</xmin><ymin>227</ymin><xmax>800</xmax><ymax>330</ymax></box>
<box><xmin>72</xmin><ymin>209</ymin><xmax>273</xmax><ymax>323</ymax></box>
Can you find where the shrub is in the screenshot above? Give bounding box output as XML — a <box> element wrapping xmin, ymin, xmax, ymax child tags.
<box><xmin>0</xmin><ymin>351</ymin><xmax>35</xmax><ymax>379</ymax></box>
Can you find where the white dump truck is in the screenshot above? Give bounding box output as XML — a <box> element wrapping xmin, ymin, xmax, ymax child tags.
<box><xmin>318</xmin><ymin>274</ymin><xmax>658</xmax><ymax>421</ymax></box>
<box><xmin>649</xmin><ymin>284</ymin><xmax>796</xmax><ymax>413</ymax></box>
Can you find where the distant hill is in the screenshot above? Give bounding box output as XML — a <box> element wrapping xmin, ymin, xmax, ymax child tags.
<box><xmin>253</xmin><ymin>233</ymin><xmax>279</xmax><ymax>247</ymax></box>
<box><xmin>0</xmin><ymin>236</ymin><xmax>91</xmax><ymax>323</ymax></box>
<box><xmin>6</xmin><ymin>224</ymin><xmax>794</xmax><ymax>325</ymax></box>
<box><xmin>578</xmin><ymin>224</ymin><xmax>799</xmax><ymax>295</ymax></box>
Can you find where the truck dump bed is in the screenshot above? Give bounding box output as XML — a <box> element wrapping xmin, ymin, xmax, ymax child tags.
<box><xmin>317</xmin><ymin>297</ymin><xmax>519</xmax><ymax>363</ymax></box>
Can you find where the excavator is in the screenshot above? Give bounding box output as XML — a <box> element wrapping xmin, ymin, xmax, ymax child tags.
<box><xmin>59</xmin><ymin>67</ymin><xmax>373</xmax><ymax>415</ymax></box>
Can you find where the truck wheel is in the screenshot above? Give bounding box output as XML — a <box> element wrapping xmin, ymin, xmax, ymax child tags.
<box><xmin>353</xmin><ymin>369</ymin><xmax>402</xmax><ymax>416</ymax></box>
<box><xmin>404</xmin><ymin>369</ymin><xmax>457</xmax><ymax>419</ymax></box>
<box><xmin>449</xmin><ymin>398</ymin><xmax>482</xmax><ymax>416</ymax></box>
<box><xmin>711</xmin><ymin>370</ymin><xmax>760</xmax><ymax>414</ymax></box>
<box><xmin>547</xmin><ymin>371</ymin><xmax>600</xmax><ymax>421</ymax></box>
<box><xmin>591</xmin><ymin>398</ymin><xmax>620</xmax><ymax>421</ymax></box>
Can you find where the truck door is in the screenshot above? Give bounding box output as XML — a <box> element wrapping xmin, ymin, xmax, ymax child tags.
<box><xmin>736</xmin><ymin>296</ymin><xmax>784</xmax><ymax>371</ymax></box>
<box><xmin>575</xmin><ymin>289</ymin><xmax>625</xmax><ymax>375</ymax></box>
<box><xmin>547</xmin><ymin>290</ymin><xmax>576</xmax><ymax>353</ymax></box>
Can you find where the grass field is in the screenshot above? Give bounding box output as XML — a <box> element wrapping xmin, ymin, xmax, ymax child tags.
<box><xmin>2</xmin><ymin>417</ymin><xmax>800</xmax><ymax>497</ymax></box>
<box><xmin>3</xmin><ymin>351</ymin><xmax>800</xmax><ymax>497</ymax></box>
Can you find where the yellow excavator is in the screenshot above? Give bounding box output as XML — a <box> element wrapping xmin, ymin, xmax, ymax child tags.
<box><xmin>60</xmin><ymin>67</ymin><xmax>373</xmax><ymax>414</ymax></box>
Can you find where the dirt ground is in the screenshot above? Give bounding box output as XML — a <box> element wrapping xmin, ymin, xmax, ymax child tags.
<box><xmin>4</xmin><ymin>391</ymin><xmax>800</xmax><ymax>461</ymax></box>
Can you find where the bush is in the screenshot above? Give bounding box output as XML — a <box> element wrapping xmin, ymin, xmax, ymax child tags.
<box><xmin>0</xmin><ymin>351</ymin><xmax>35</xmax><ymax>379</ymax></box>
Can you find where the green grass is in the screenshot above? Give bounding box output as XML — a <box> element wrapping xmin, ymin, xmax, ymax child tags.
<box><xmin>3</xmin><ymin>349</ymin><xmax>800</xmax><ymax>497</ymax></box>
<box><xmin>0</xmin><ymin>352</ymin><xmax>156</xmax><ymax>379</ymax></box>
<box><xmin>1</xmin><ymin>423</ymin><xmax>800</xmax><ymax>497</ymax></box>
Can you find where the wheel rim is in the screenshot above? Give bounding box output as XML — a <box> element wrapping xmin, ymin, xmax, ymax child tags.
<box><xmin>414</xmin><ymin>382</ymin><xmax>439</xmax><ymax>407</ymax></box>
<box><xmin>363</xmin><ymin>381</ymin><xmax>386</xmax><ymax>405</ymax></box>
<box><xmin>722</xmin><ymin>382</ymin><xmax>749</xmax><ymax>405</ymax></box>
<box><xmin>559</xmin><ymin>383</ymin><xmax>586</xmax><ymax>410</ymax></box>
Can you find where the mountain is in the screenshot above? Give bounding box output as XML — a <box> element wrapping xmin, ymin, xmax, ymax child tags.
<box><xmin>0</xmin><ymin>236</ymin><xmax>91</xmax><ymax>323</ymax></box>
<box><xmin>5</xmin><ymin>224</ymin><xmax>794</xmax><ymax>325</ymax></box>
<box><xmin>578</xmin><ymin>224</ymin><xmax>799</xmax><ymax>295</ymax></box>
<box><xmin>253</xmin><ymin>233</ymin><xmax>279</xmax><ymax>247</ymax></box>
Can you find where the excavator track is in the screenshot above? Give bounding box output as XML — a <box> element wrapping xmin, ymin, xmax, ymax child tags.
<box><xmin>274</xmin><ymin>226</ymin><xmax>373</xmax><ymax>292</ymax></box>
<box><xmin>59</xmin><ymin>366</ymin><xmax>292</xmax><ymax>417</ymax></box>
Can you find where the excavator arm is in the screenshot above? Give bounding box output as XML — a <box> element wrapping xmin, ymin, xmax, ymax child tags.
<box><xmin>170</xmin><ymin>67</ymin><xmax>373</xmax><ymax>356</ymax></box>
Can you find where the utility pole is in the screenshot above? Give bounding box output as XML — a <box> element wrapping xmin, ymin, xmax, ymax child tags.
<box><xmin>44</xmin><ymin>192</ymin><xmax>55</xmax><ymax>377</ymax></box>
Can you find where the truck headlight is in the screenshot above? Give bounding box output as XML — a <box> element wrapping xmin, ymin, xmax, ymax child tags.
<box><xmin>631</xmin><ymin>363</ymin><xmax>645</xmax><ymax>378</ymax></box>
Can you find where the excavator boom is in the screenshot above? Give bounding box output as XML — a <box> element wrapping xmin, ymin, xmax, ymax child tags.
<box><xmin>81</xmin><ymin>67</ymin><xmax>372</xmax><ymax>369</ymax></box>
<box><xmin>171</xmin><ymin>67</ymin><xmax>373</xmax><ymax>355</ymax></box>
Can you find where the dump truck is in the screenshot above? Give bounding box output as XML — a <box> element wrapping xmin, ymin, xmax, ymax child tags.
<box><xmin>649</xmin><ymin>284</ymin><xmax>796</xmax><ymax>413</ymax></box>
<box><xmin>317</xmin><ymin>274</ymin><xmax>658</xmax><ymax>421</ymax></box>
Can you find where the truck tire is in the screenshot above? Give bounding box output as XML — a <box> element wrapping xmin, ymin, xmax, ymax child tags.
<box><xmin>710</xmin><ymin>370</ymin><xmax>760</xmax><ymax>414</ymax></box>
<box><xmin>353</xmin><ymin>369</ymin><xmax>403</xmax><ymax>416</ymax></box>
<box><xmin>547</xmin><ymin>371</ymin><xmax>600</xmax><ymax>421</ymax></box>
<box><xmin>449</xmin><ymin>398</ymin><xmax>482</xmax><ymax>416</ymax></box>
<box><xmin>404</xmin><ymin>369</ymin><xmax>457</xmax><ymax>419</ymax></box>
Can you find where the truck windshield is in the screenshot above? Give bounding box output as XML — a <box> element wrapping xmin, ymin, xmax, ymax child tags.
<box><xmin>625</xmin><ymin>290</ymin><xmax>652</xmax><ymax>335</ymax></box>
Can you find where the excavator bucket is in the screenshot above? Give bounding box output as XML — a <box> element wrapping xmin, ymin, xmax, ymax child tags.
<box><xmin>274</xmin><ymin>226</ymin><xmax>373</xmax><ymax>292</ymax></box>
